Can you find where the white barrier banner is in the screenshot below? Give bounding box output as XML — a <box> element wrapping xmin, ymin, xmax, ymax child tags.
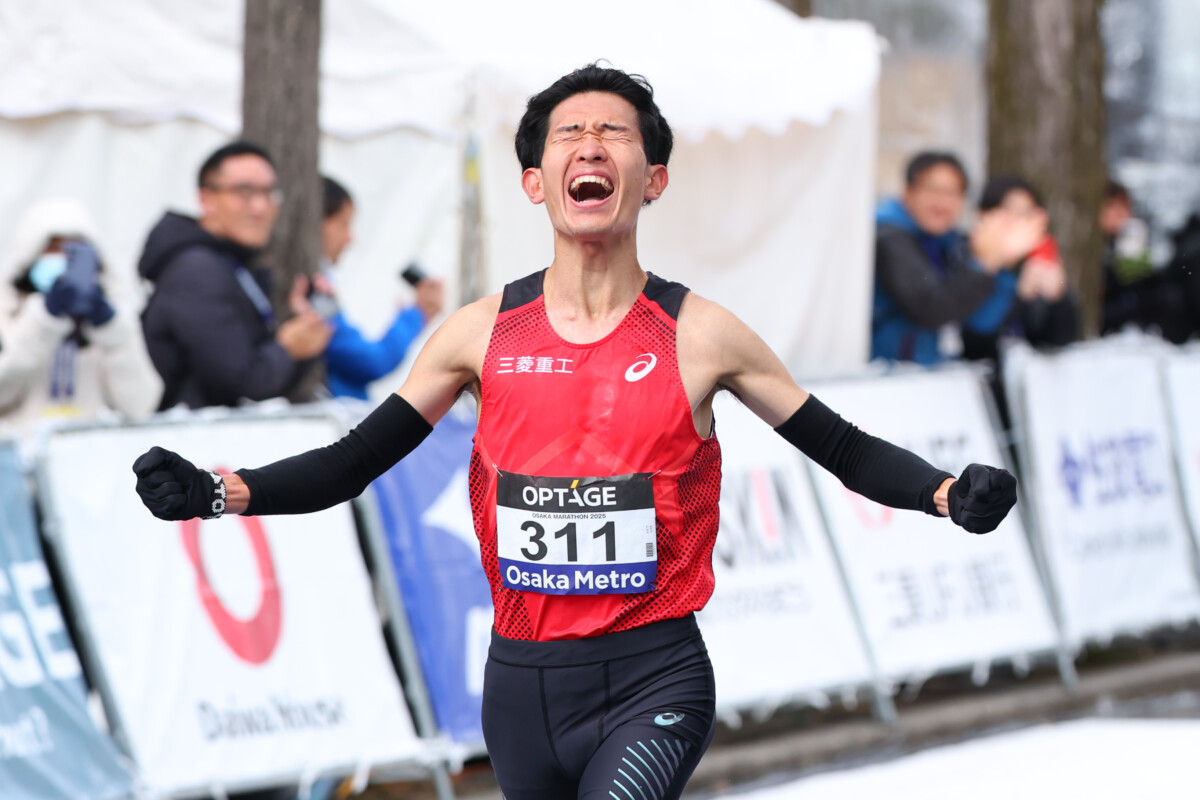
<box><xmin>699</xmin><ymin>396</ymin><xmax>873</xmax><ymax>715</ymax></box>
<box><xmin>1016</xmin><ymin>346</ymin><xmax>1200</xmax><ymax>644</ymax></box>
<box><xmin>806</xmin><ymin>370</ymin><xmax>1059</xmax><ymax>680</ymax></box>
<box><xmin>1165</xmin><ymin>350</ymin><xmax>1200</xmax><ymax>553</ymax></box>
<box><xmin>39</xmin><ymin>416</ymin><xmax>422</xmax><ymax>797</ymax></box>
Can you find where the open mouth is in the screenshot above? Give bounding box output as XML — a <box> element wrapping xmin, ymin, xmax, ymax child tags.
<box><xmin>569</xmin><ymin>175</ymin><xmax>614</xmax><ymax>204</ymax></box>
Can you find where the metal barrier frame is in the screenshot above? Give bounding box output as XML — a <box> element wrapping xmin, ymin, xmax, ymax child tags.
<box><xmin>30</xmin><ymin>406</ymin><xmax>454</xmax><ymax>799</ymax></box>
<box><xmin>803</xmin><ymin>362</ymin><xmax>1072</xmax><ymax>706</ymax></box>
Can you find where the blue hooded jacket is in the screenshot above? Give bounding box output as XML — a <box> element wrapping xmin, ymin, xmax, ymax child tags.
<box><xmin>871</xmin><ymin>198</ymin><xmax>1017</xmax><ymax>365</ymax></box>
<box><xmin>325</xmin><ymin>305</ymin><xmax>426</xmax><ymax>400</ymax></box>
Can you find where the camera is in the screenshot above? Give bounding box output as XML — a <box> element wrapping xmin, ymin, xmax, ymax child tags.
<box><xmin>400</xmin><ymin>263</ymin><xmax>427</xmax><ymax>286</ymax></box>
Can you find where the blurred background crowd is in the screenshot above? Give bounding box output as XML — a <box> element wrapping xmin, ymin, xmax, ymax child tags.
<box><xmin>2</xmin><ymin>0</ymin><xmax>1197</xmax><ymax>450</ymax></box>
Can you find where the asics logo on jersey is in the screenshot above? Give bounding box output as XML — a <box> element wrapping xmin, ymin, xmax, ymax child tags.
<box><xmin>625</xmin><ymin>353</ymin><xmax>657</xmax><ymax>382</ymax></box>
<box><xmin>654</xmin><ymin>712</ymin><xmax>685</xmax><ymax>726</ymax></box>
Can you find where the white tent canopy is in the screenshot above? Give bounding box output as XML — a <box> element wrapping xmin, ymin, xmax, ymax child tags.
<box><xmin>0</xmin><ymin>0</ymin><xmax>880</xmax><ymax>392</ymax></box>
<box><xmin>0</xmin><ymin>1</ymin><xmax>877</xmax><ymax>140</ymax></box>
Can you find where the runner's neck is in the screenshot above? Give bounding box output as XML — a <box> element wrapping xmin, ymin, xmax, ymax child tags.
<box><xmin>543</xmin><ymin>258</ymin><xmax>647</xmax><ymax>329</ymax></box>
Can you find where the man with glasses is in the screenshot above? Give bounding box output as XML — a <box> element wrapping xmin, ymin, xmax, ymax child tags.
<box><xmin>138</xmin><ymin>140</ymin><xmax>332</xmax><ymax>410</ymax></box>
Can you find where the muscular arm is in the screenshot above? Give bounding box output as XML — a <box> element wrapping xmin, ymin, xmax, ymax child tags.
<box><xmin>218</xmin><ymin>295</ymin><xmax>497</xmax><ymax>514</ymax></box>
<box><xmin>678</xmin><ymin>295</ymin><xmax>954</xmax><ymax>515</ymax></box>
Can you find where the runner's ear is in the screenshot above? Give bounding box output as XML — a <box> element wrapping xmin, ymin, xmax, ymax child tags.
<box><xmin>522</xmin><ymin>168</ymin><xmax>546</xmax><ymax>205</ymax></box>
<box><xmin>644</xmin><ymin>163</ymin><xmax>668</xmax><ymax>203</ymax></box>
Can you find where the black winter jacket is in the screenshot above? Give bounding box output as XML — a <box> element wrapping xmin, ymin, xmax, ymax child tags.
<box><xmin>139</xmin><ymin>212</ymin><xmax>301</xmax><ymax>410</ymax></box>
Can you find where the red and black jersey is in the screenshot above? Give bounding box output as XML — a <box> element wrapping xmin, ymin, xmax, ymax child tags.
<box><xmin>469</xmin><ymin>269</ymin><xmax>722</xmax><ymax>641</ymax></box>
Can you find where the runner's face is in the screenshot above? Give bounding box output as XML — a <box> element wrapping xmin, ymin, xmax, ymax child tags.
<box><xmin>522</xmin><ymin>92</ymin><xmax>667</xmax><ymax>241</ymax></box>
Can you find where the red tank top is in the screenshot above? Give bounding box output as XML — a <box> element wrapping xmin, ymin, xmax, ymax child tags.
<box><xmin>470</xmin><ymin>270</ymin><xmax>722</xmax><ymax>641</ymax></box>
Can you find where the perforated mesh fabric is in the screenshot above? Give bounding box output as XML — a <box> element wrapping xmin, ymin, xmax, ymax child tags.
<box><xmin>470</xmin><ymin>449</ymin><xmax>534</xmax><ymax>638</ymax></box>
<box><xmin>470</xmin><ymin>273</ymin><xmax>722</xmax><ymax>640</ymax></box>
<box><xmin>608</xmin><ymin>436</ymin><xmax>721</xmax><ymax>634</ymax></box>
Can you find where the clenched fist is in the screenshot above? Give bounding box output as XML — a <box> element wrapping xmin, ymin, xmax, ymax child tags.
<box><xmin>132</xmin><ymin>446</ymin><xmax>225</xmax><ymax>521</ymax></box>
<box><xmin>947</xmin><ymin>463</ymin><xmax>1018</xmax><ymax>534</ymax></box>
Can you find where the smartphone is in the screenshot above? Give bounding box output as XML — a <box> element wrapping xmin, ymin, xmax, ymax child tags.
<box><xmin>400</xmin><ymin>263</ymin><xmax>427</xmax><ymax>286</ymax></box>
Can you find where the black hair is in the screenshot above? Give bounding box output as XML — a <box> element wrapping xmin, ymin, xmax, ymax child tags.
<box><xmin>514</xmin><ymin>63</ymin><xmax>674</xmax><ymax>172</ymax></box>
<box><xmin>1105</xmin><ymin>179</ymin><xmax>1131</xmax><ymax>204</ymax></box>
<box><xmin>904</xmin><ymin>151</ymin><xmax>969</xmax><ymax>192</ymax></box>
<box><xmin>198</xmin><ymin>140</ymin><xmax>274</xmax><ymax>188</ymax></box>
<box><xmin>978</xmin><ymin>175</ymin><xmax>1044</xmax><ymax>211</ymax></box>
<box><xmin>322</xmin><ymin>176</ymin><xmax>353</xmax><ymax>219</ymax></box>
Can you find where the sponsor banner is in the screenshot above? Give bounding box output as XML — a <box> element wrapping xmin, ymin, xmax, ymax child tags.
<box><xmin>371</xmin><ymin>409</ymin><xmax>491</xmax><ymax>745</ymax></box>
<box><xmin>1164</xmin><ymin>351</ymin><xmax>1200</xmax><ymax>553</ymax></box>
<box><xmin>39</xmin><ymin>417</ymin><xmax>422</xmax><ymax>796</ymax></box>
<box><xmin>0</xmin><ymin>440</ymin><xmax>133</xmax><ymax>800</ymax></box>
<box><xmin>1014</xmin><ymin>346</ymin><xmax>1200</xmax><ymax>644</ymax></box>
<box><xmin>806</xmin><ymin>370</ymin><xmax>1059</xmax><ymax>679</ymax></box>
<box><xmin>697</xmin><ymin>396</ymin><xmax>873</xmax><ymax>713</ymax></box>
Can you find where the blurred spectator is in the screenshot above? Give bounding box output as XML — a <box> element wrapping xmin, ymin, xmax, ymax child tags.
<box><xmin>1100</xmin><ymin>180</ymin><xmax>1150</xmax><ymax>334</ymax></box>
<box><xmin>0</xmin><ymin>198</ymin><xmax>160</xmax><ymax>441</ymax></box>
<box><xmin>313</xmin><ymin>176</ymin><xmax>444</xmax><ymax>400</ymax></box>
<box><xmin>1165</xmin><ymin>212</ymin><xmax>1200</xmax><ymax>341</ymax></box>
<box><xmin>138</xmin><ymin>141</ymin><xmax>331</xmax><ymax>410</ymax></box>
<box><xmin>1099</xmin><ymin>180</ymin><xmax>1193</xmax><ymax>342</ymax></box>
<box><xmin>960</xmin><ymin>176</ymin><xmax>1078</xmax><ymax>361</ymax></box>
<box><xmin>871</xmin><ymin>151</ymin><xmax>1044</xmax><ymax>365</ymax></box>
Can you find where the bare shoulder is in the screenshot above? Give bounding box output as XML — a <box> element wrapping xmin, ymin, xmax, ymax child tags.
<box><xmin>677</xmin><ymin>291</ymin><xmax>768</xmax><ymax>368</ymax></box>
<box><xmin>446</xmin><ymin>292</ymin><xmax>503</xmax><ymax>335</ymax></box>
<box><xmin>676</xmin><ymin>290</ymin><xmax>806</xmax><ymax>425</ymax></box>
<box><xmin>407</xmin><ymin>292</ymin><xmax>501</xmax><ymax>375</ymax></box>
<box><xmin>677</xmin><ymin>290</ymin><xmax>736</xmax><ymax>324</ymax></box>
<box><xmin>422</xmin><ymin>292</ymin><xmax>501</xmax><ymax>356</ymax></box>
<box><xmin>399</xmin><ymin>292</ymin><xmax>502</xmax><ymax>423</ymax></box>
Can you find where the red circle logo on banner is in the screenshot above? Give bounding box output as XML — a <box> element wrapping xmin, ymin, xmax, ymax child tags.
<box><xmin>180</xmin><ymin>487</ymin><xmax>282</xmax><ymax>664</ymax></box>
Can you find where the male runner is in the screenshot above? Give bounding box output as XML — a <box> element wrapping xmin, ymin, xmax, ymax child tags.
<box><xmin>134</xmin><ymin>65</ymin><xmax>1018</xmax><ymax>800</ymax></box>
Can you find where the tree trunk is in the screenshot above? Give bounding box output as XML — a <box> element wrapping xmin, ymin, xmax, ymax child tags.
<box><xmin>773</xmin><ymin>0</ymin><xmax>813</xmax><ymax>16</ymax></box>
<box><xmin>986</xmin><ymin>0</ymin><xmax>1108</xmax><ymax>338</ymax></box>
<box><xmin>242</xmin><ymin>0</ymin><xmax>324</xmax><ymax>398</ymax></box>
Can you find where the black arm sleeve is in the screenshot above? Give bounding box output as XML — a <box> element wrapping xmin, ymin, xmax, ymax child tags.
<box><xmin>775</xmin><ymin>394</ymin><xmax>953</xmax><ymax>516</ymax></box>
<box><xmin>235</xmin><ymin>393</ymin><xmax>433</xmax><ymax>515</ymax></box>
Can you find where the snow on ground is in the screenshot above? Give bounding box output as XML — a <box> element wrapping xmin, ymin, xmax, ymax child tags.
<box><xmin>716</xmin><ymin>718</ymin><xmax>1200</xmax><ymax>799</ymax></box>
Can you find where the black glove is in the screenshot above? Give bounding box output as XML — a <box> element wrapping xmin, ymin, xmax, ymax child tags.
<box><xmin>132</xmin><ymin>446</ymin><xmax>225</xmax><ymax>521</ymax></box>
<box><xmin>947</xmin><ymin>463</ymin><xmax>1018</xmax><ymax>534</ymax></box>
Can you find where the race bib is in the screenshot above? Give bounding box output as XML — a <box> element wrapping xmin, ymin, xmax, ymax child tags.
<box><xmin>496</xmin><ymin>471</ymin><xmax>657</xmax><ymax>595</ymax></box>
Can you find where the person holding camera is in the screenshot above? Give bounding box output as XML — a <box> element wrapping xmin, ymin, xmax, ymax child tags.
<box><xmin>138</xmin><ymin>141</ymin><xmax>333</xmax><ymax>411</ymax></box>
<box><xmin>314</xmin><ymin>176</ymin><xmax>444</xmax><ymax>400</ymax></box>
<box><xmin>0</xmin><ymin>198</ymin><xmax>161</xmax><ymax>444</ymax></box>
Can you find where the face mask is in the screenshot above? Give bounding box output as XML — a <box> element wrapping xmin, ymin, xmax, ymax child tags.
<box><xmin>28</xmin><ymin>253</ymin><xmax>68</xmax><ymax>293</ymax></box>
